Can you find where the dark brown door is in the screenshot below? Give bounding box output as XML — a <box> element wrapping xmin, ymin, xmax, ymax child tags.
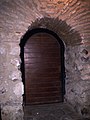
<box><xmin>24</xmin><ymin>32</ymin><xmax>62</xmax><ymax>104</ymax></box>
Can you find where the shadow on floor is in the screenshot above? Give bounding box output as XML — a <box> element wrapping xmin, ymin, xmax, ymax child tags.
<box><xmin>24</xmin><ymin>103</ymin><xmax>85</xmax><ymax>120</ymax></box>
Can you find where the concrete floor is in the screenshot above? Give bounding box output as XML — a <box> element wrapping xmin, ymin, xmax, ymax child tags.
<box><xmin>24</xmin><ymin>103</ymin><xmax>87</xmax><ymax>120</ymax></box>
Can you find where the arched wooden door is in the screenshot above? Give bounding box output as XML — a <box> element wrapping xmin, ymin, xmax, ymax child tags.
<box><xmin>24</xmin><ymin>32</ymin><xmax>63</xmax><ymax>105</ymax></box>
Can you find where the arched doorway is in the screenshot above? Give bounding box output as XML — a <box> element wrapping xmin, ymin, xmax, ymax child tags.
<box><xmin>20</xmin><ymin>28</ymin><xmax>65</xmax><ymax>105</ymax></box>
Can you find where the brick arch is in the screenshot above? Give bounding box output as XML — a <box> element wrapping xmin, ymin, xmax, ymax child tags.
<box><xmin>29</xmin><ymin>17</ymin><xmax>82</xmax><ymax>46</ymax></box>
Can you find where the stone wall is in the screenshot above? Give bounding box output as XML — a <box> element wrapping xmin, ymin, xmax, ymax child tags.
<box><xmin>65</xmin><ymin>45</ymin><xmax>90</xmax><ymax>117</ymax></box>
<box><xmin>0</xmin><ymin>0</ymin><xmax>90</xmax><ymax>119</ymax></box>
<box><xmin>0</xmin><ymin>41</ymin><xmax>24</xmax><ymax>120</ymax></box>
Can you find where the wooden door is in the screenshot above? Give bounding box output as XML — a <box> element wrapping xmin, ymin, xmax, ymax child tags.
<box><xmin>24</xmin><ymin>32</ymin><xmax>63</xmax><ymax>104</ymax></box>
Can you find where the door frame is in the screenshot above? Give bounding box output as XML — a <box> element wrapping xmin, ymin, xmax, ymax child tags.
<box><xmin>20</xmin><ymin>28</ymin><xmax>65</xmax><ymax>104</ymax></box>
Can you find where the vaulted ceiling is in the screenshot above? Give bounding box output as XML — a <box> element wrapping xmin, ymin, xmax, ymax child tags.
<box><xmin>0</xmin><ymin>0</ymin><xmax>90</xmax><ymax>45</ymax></box>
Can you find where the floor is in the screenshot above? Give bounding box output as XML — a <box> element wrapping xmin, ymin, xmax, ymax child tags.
<box><xmin>24</xmin><ymin>102</ymin><xmax>86</xmax><ymax>120</ymax></box>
